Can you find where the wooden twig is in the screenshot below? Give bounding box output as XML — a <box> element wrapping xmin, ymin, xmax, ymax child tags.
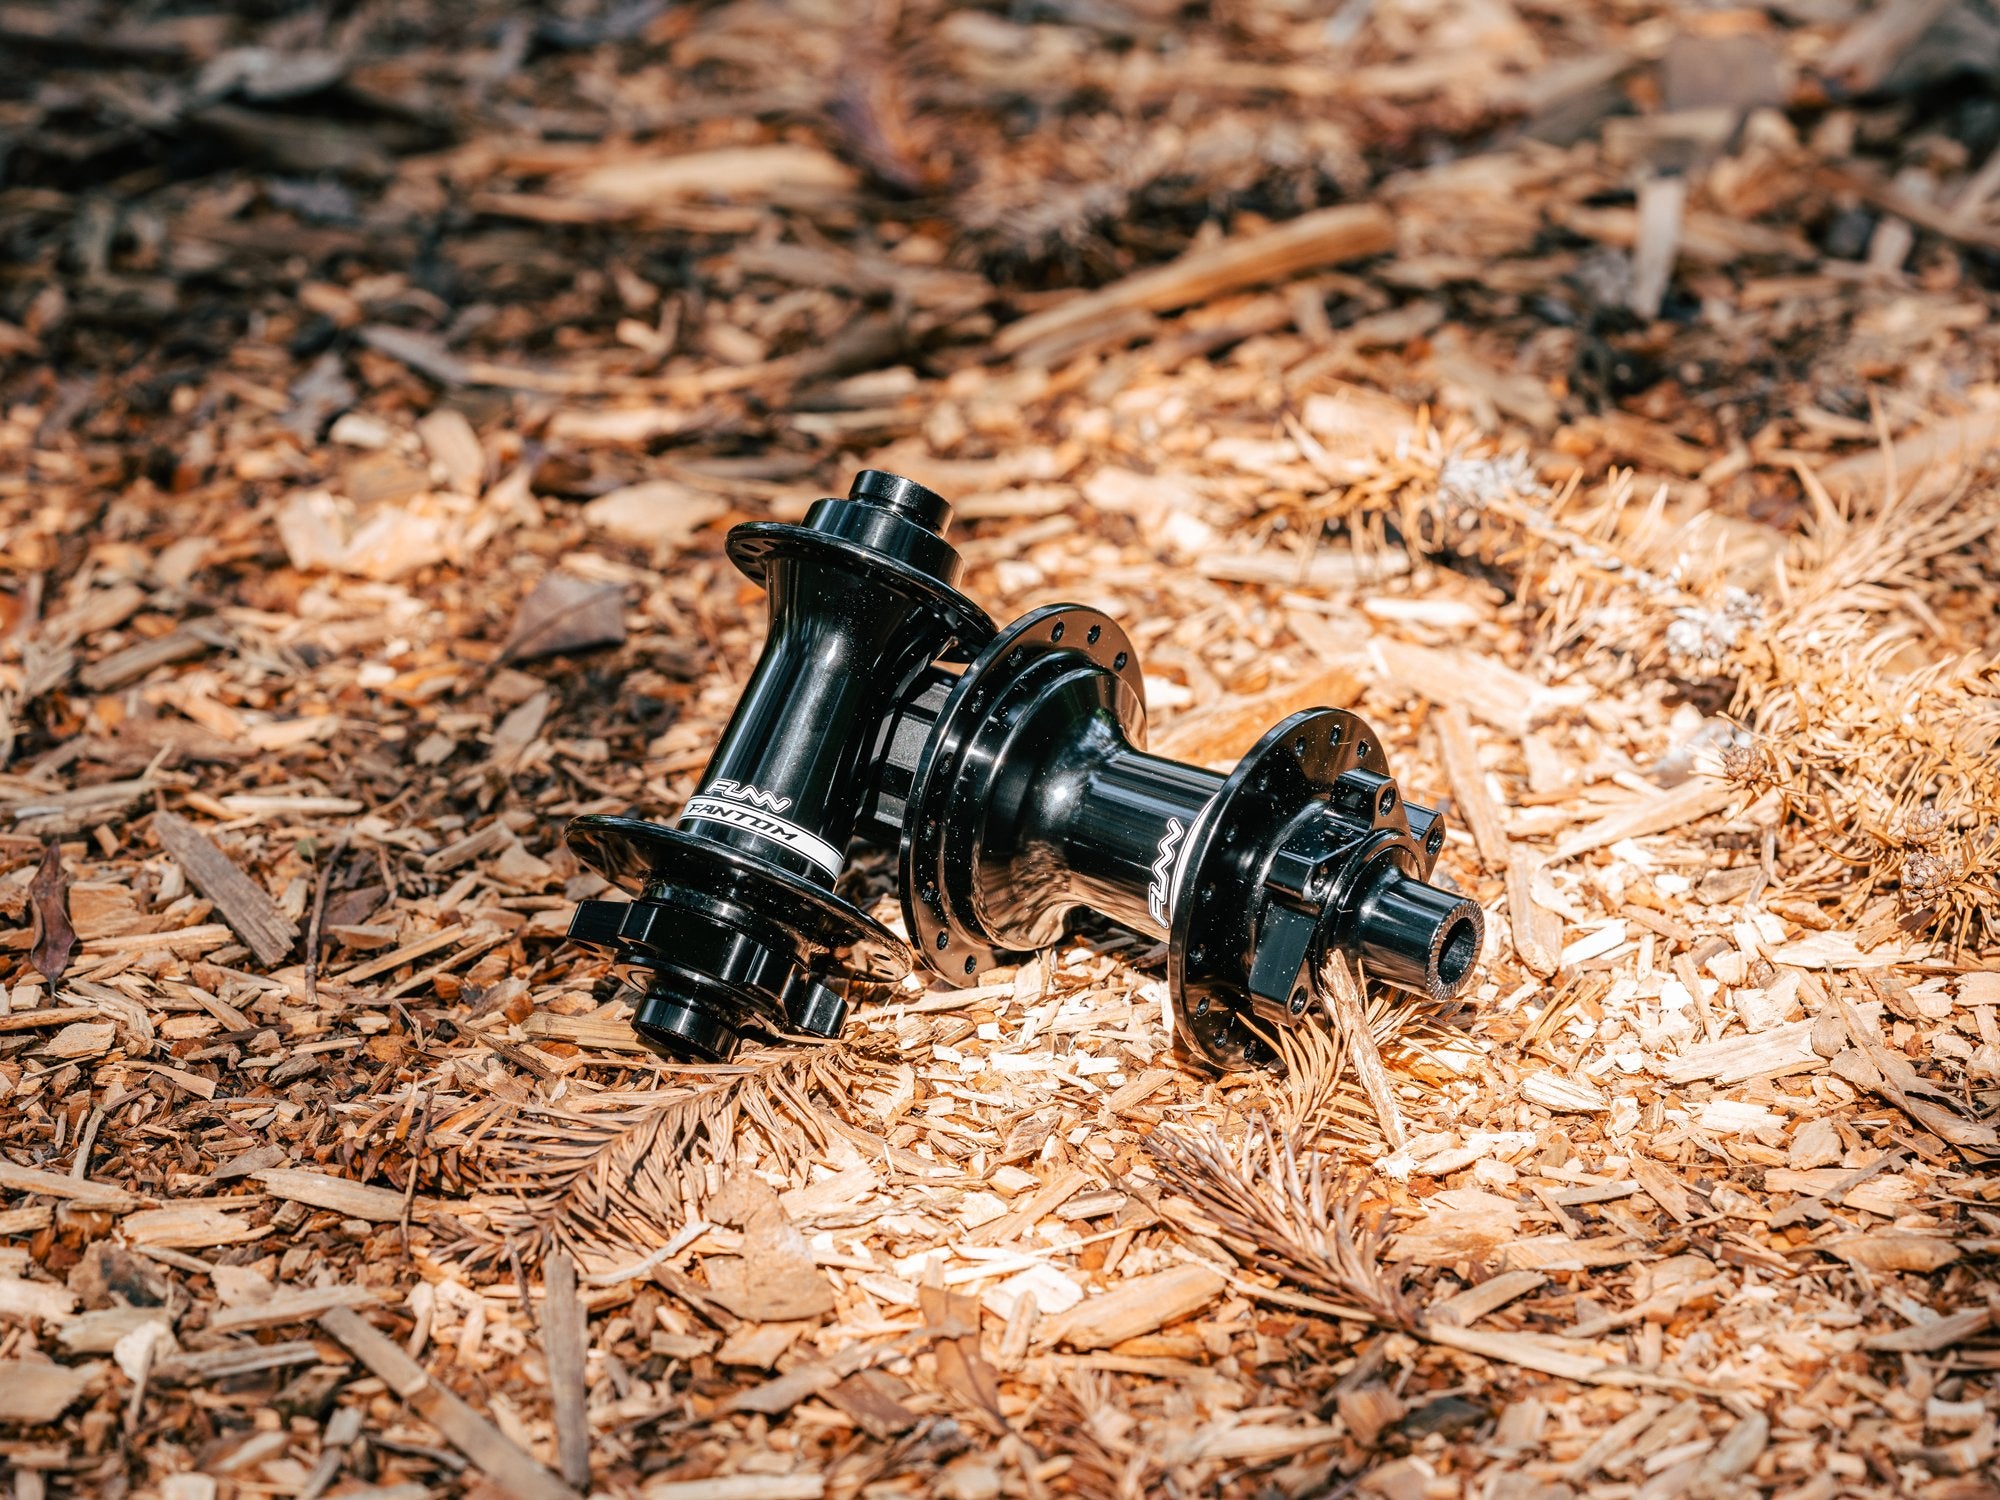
<box><xmin>317</xmin><ymin>1307</ymin><xmax>580</xmax><ymax>1500</ymax></box>
<box><xmin>1316</xmin><ymin>952</ymin><xmax>1407</xmax><ymax>1152</ymax></box>
<box><xmin>540</xmin><ymin>1251</ymin><xmax>592</xmax><ymax>1490</ymax></box>
<box><xmin>303</xmin><ymin>830</ymin><xmax>347</xmax><ymax>1009</ymax></box>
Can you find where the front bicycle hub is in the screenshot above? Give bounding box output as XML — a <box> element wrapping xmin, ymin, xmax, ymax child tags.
<box><xmin>564</xmin><ymin>471</ymin><xmax>992</xmax><ymax>1060</ymax></box>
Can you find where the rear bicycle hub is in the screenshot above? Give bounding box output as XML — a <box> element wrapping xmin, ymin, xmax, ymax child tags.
<box><xmin>859</xmin><ymin>605</ymin><xmax>1483</xmax><ymax>1070</ymax></box>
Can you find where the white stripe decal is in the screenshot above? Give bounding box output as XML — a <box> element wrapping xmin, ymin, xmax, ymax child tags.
<box><xmin>1166</xmin><ymin>793</ymin><xmax>1218</xmax><ymax>923</ymax></box>
<box><xmin>681</xmin><ymin>796</ymin><xmax>843</xmax><ymax>875</ymax></box>
<box><xmin>1147</xmin><ymin>818</ymin><xmax>1185</xmax><ymax>928</ymax></box>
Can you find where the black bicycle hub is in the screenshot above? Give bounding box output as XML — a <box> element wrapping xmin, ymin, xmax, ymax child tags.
<box><xmin>859</xmin><ymin>604</ymin><xmax>1484</xmax><ymax>1070</ymax></box>
<box><xmin>565</xmin><ymin>471</ymin><xmax>993</xmax><ymax>1060</ymax></box>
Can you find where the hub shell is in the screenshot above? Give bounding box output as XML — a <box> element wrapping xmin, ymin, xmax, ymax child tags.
<box><xmin>563</xmin><ymin>471</ymin><xmax>993</xmax><ymax>1060</ymax></box>
<box><xmin>867</xmin><ymin>605</ymin><xmax>1483</xmax><ymax>1070</ymax></box>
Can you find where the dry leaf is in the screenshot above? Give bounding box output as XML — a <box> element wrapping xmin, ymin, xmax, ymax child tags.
<box><xmin>28</xmin><ymin>839</ymin><xmax>74</xmax><ymax>981</ymax></box>
<box><xmin>501</xmin><ymin>573</ymin><xmax>626</xmax><ymax>663</ymax></box>
<box><xmin>702</xmin><ymin>1180</ymin><xmax>834</xmax><ymax>1323</ymax></box>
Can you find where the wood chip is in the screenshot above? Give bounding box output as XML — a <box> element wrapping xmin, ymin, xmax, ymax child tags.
<box><xmin>1427</xmin><ymin>1270</ymin><xmax>1547</xmax><ymax>1329</ymax></box>
<box><xmin>0</xmin><ymin>1359</ymin><xmax>101</xmax><ymax>1424</ymax></box>
<box><xmin>540</xmin><ymin>1252</ymin><xmax>592</xmax><ymax>1490</ymax></box>
<box><xmin>208</xmin><ymin>1284</ymin><xmax>386</xmax><ymax>1332</ymax></box>
<box><xmin>1319</xmin><ymin>950</ymin><xmax>1407</xmax><ymax>1150</ymax></box>
<box><xmin>1044</xmin><ymin>1264</ymin><xmax>1226</xmax><ymax>1351</ymax></box>
<box><xmin>318</xmin><ymin>1307</ymin><xmax>579</xmax><ymax>1500</ymax></box>
<box><xmin>254</xmin><ymin>1168</ymin><xmax>429</xmax><ymax>1223</ymax></box>
<box><xmin>996</xmin><ymin>203</ymin><xmax>1394</xmax><ymax>359</ymax></box>
<box><xmin>1553</xmin><ymin>778</ymin><xmax>1739</xmax><ymax>862</ymax></box>
<box><xmin>152</xmin><ymin>812</ymin><xmax>300</xmax><ymax>967</ymax></box>
<box><xmin>1507</xmin><ymin>854</ymin><xmax>1563</xmax><ymax>977</ymax></box>
<box><xmin>1433</xmin><ymin>704</ymin><xmax>1506</xmax><ymax>867</ymax></box>
<box><xmin>0</xmin><ymin>1162</ymin><xmax>151</xmax><ymax>1211</ymax></box>
<box><xmin>120</xmin><ymin>1204</ymin><xmax>266</xmax><ymax>1248</ymax></box>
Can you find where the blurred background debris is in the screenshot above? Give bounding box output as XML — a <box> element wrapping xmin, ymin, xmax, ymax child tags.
<box><xmin>1</xmin><ymin>1</ymin><xmax>1997</xmax><ymax>1496</ymax></box>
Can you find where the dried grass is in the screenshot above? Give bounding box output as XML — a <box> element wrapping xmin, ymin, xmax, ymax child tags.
<box><xmin>1289</xmin><ymin>414</ymin><xmax>2000</xmax><ymax>953</ymax></box>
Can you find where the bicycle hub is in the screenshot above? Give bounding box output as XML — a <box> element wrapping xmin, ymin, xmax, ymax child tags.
<box><xmin>856</xmin><ymin>604</ymin><xmax>1483</xmax><ymax>1070</ymax></box>
<box><xmin>565</xmin><ymin>471</ymin><xmax>993</xmax><ymax>1060</ymax></box>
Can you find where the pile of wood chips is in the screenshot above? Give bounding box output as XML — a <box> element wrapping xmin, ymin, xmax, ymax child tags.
<box><xmin>2</xmin><ymin>1</ymin><xmax>1997</xmax><ymax>1497</ymax></box>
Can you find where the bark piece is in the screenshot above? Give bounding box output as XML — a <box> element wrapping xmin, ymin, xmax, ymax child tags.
<box><xmin>541</xmin><ymin>1252</ymin><xmax>592</xmax><ymax>1490</ymax></box>
<box><xmin>318</xmin><ymin>1307</ymin><xmax>579</xmax><ymax>1500</ymax></box>
<box><xmin>1044</xmin><ymin>1264</ymin><xmax>1226</xmax><ymax>1351</ymax></box>
<box><xmin>996</xmin><ymin>204</ymin><xmax>1394</xmax><ymax>359</ymax></box>
<box><xmin>153</xmin><ymin>812</ymin><xmax>299</xmax><ymax>967</ymax></box>
<box><xmin>920</xmin><ymin>1283</ymin><xmax>1004</xmax><ymax>1429</ymax></box>
<box><xmin>79</xmin><ymin>623</ymin><xmax>221</xmax><ymax>692</ymax></box>
<box><xmin>702</xmin><ymin>1183</ymin><xmax>835</xmax><ymax>1322</ymax></box>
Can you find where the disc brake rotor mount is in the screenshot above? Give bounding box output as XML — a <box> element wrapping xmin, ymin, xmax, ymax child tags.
<box><xmin>563</xmin><ymin>471</ymin><xmax>992</xmax><ymax>1061</ymax></box>
<box><xmin>860</xmin><ymin>603</ymin><xmax>1484</xmax><ymax>1071</ymax></box>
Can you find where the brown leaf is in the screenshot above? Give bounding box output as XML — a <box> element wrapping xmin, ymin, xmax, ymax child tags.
<box><xmin>28</xmin><ymin>840</ymin><xmax>75</xmax><ymax>981</ymax></box>
<box><xmin>920</xmin><ymin>1283</ymin><xmax>1006</xmax><ymax>1431</ymax></box>
<box><xmin>500</xmin><ymin>573</ymin><xmax>626</xmax><ymax>663</ymax></box>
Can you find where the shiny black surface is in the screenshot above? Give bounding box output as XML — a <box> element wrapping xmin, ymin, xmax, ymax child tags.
<box><xmin>562</xmin><ymin>470</ymin><xmax>993</xmax><ymax>1060</ymax></box>
<box><xmin>689</xmin><ymin>530</ymin><xmax>969</xmax><ymax>882</ymax></box>
<box><xmin>878</xmin><ymin>614</ymin><xmax>1484</xmax><ymax>1071</ymax></box>
<box><xmin>890</xmin><ymin>605</ymin><xmax>1148</xmax><ymax>980</ymax></box>
<box><xmin>1345</xmin><ymin>859</ymin><xmax>1485</xmax><ymax>1002</ymax></box>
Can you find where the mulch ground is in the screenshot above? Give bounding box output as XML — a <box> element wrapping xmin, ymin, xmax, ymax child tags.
<box><xmin>2</xmin><ymin>3</ymin><xmax>1997</xmax><ymax>1498</ymax></box>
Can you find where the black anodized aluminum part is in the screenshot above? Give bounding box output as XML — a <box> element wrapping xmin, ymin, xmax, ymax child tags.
<box><xmin>563</xmin><ymin>471</ymin><xmax>995</xmax><ymax>1061</ymax></box>
<box><xmin>871</xmin><ymin>607</ymin><xmax>1484</xmax><ymax>1070</ymax></box>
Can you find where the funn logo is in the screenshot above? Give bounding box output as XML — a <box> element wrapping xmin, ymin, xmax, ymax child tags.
<box><xmin>1147</xmin><ymin>817</ymin><xmax>1185</xmax><ymax>926</ymax></box>
<box><xmin>707</xmin><ymin>779</ymin><xmax>793</xmax><ymax>813</ymax></box>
